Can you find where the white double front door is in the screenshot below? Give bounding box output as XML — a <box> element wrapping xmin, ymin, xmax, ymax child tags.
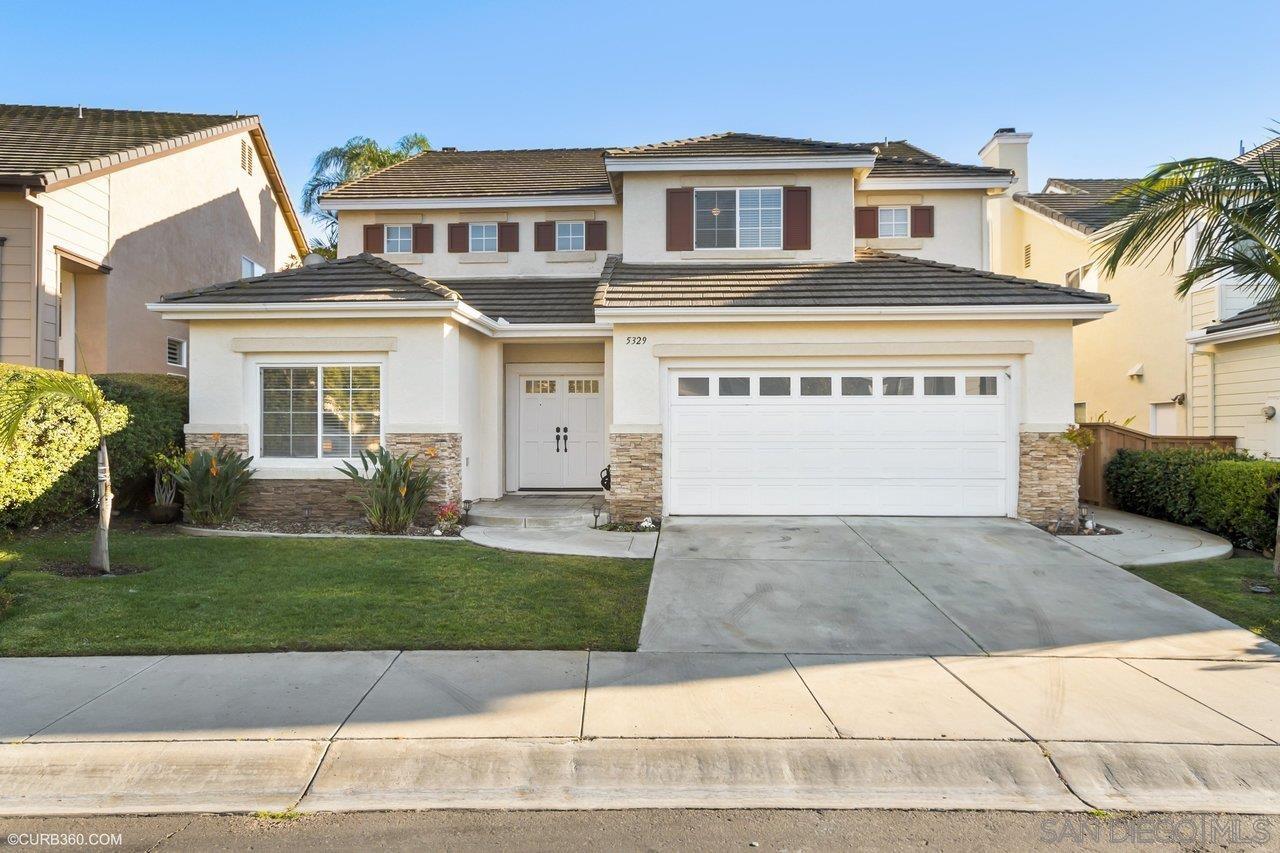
<box><xmin>517</xmin><ymin>374</ymin><xmax>606</xmax><ymax>489</ymax></box>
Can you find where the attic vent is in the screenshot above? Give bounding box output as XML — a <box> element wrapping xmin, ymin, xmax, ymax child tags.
<box><xmin>240</xmin><ymin>139</ymin><xmax>254</xmax><ymax>175</ymax></box>
<box><xmin>1023</xmin><ymin>243</ymin><xmax>1032</xmax><ymax>269</ymax></box>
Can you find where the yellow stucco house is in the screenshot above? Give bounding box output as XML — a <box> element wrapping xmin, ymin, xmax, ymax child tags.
<box><xmin>986</xmin><ymin>133</ymin><xmax>1277</xmax><ymax>452</ymax></box>
<box><xmin>0</xmin><ymin>105</ymin><xmax>307</xmax><ymax>375</ymax></box>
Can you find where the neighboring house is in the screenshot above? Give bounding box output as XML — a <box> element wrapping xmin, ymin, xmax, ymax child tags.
<box><xmin>0</xmin><ymin>105</ymin><xmax>307</xmax><ymax>374</ymax></box>
<box><xmin>151</xmin><ymin>131</ymin><xmax>1112</xmax><ymax>523</ymax></box>
<box><xmin>988</xmin><ymin>134</ymin><xmax>1275</xmax><ymax>449</ymax></box>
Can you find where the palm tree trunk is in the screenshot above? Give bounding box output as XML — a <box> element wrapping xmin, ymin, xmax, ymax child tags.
<box><xmin>91</xmin><ymin>439</ymin><xmax>112</xmax><ymax>574</ymax></box>
<box><xmin>1274</xmin><ymin>508</ymin><xmax>1279</xmax><ymax>582</ymax></box>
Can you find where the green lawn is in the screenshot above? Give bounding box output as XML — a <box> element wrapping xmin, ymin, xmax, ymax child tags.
<box><xmin>1129</xmin><ymin>556</ymin><xmax>1280</xmax><ymax>644</ymax></box>
<box><xmin>0</xmin><ymin>526</ymin><xmax>652</xmax><ymax>656</ymax></box>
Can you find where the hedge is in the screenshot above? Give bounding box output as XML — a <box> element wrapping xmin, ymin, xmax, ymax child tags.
<box><xmin>0</xmin><ymin>366</ymin><xmax>187</xmax><ymax>529</ymax></box>
<box><xmin>1194</xmin><ymin>460</ymin><xmax>1280</xmax><ymax>552</ymax></box>
<box><xmin>1103</xmin><ymin>447</ymin><xmax>1279</xmax><ymax>552</ymax></box>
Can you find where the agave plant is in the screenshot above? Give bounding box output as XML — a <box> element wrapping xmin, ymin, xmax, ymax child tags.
<box><xmin>336</xmin><ymin>446</ymin><xmax>439</xmax><ymax>534</ymax></box>
<box><xmin>172</xmin><ymin>447</ymin><xmax>257</xmax><ymax>525</ymax></box>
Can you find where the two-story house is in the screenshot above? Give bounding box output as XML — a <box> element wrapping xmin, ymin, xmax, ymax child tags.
<box><xmin>0</xmin><ymin>105</ymin><xmax>307</xmax><ymax>375</ymax></box>
<box><xmin>988</xmin><ymin>132</ymin><xmax>1277</xmax><ymax>451</ymax></box>
<box><xmin>151</xmin><ymin>131</ymin><xmax>1112</xmax><ymax>523</ymax></box>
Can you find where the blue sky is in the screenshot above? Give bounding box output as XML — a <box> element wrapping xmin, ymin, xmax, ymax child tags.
<box><xmin>4</xmin><ymin>0</ymin><xmax>1276</xmax><ymax>242</ymax></box>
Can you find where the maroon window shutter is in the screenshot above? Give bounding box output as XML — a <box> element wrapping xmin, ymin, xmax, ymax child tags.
<box><xmin>498</xmin><ymin>222</ymin><xmax>519</xmax><ymax>253</ymax></box>
<box><xmin>854</xmin><ymin>207</ymin><xmax>878</xmax><ymax>238</ymax></box>
<box><xmin>585</xmin><ymin>220</ymin><xmax>607</xmax><ymax>251</ymax></box>
<box><xmin>666</xmin><ymin>188</ymin><xmax>694</xmax><ymax>251</ymax></box>
<box><xmin>412</xmin><ymin>223</ymin><xmax>433</xmax><ymax>253</ymax></box>
<box><xmin>782</xmin><ymin>186</ymin><xmax>811</xmax><ymax>250</ymax></box>
<box><xmin>363</xmin><ymin>223</ymin><xmax>384</xmax><ymax>252</ymax></box>
<box><xmin>447</xmin><ymin>223</ymin><xmax>468</xmax><ymax>253</ymax></box>
<box><xmin>534</xmin><ymin>221</ymin><xmax>555</xmax><ymax>252</ymax></box>
<box><xmin>910</xmin><ymin>206</ymin><xmax>935</xmax><ymax>238</ymax></box>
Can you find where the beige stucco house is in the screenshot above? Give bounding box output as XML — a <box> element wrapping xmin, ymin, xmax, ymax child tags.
<box><xmin>987</xmin><ymin>133</ymin><xmax>1276</xmax><ymax>449</ymax></box>
<box><xmin>0</xmin><ymin>105</ymin><xmax>307</xmax><ymax>374</ymax></box>
<box><xmin>152</xmin><ymin>131</ymin><xmax>1113</xmax><ymax>523</ymax></box>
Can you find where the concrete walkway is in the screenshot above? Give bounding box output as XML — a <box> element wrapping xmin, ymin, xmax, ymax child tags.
<box><xmin>3</xmin><ymin>648</ymin><xmax>1280</xmax><ymax>815</ymax></box>
<box><xmin>461</xmin><ymin>525</ymin><xmax>657</xmax><ymax>559</ymax></box>
<box><xmin>1065</xmin><ymin>507</ymin><xmax>1235</xmax><ymax>566</ymax></box>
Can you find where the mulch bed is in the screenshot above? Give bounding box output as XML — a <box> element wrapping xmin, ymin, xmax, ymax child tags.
<box><xmin>39</xmin><ymin>561</ymin><xmax>150</xmax><ymax>578</ymax></box>
<box><xmin>188</xmin><ymin>519</ymin><xmax>457</xmax><ymax>538</ymax></box>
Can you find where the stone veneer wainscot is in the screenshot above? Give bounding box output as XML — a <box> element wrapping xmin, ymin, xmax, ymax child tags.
<box><xmin>606</xmin><ymin>432</ymin><xmax>662</xmax><ymax>522</ymax></box>
<box><xmin>182</xmin><ymin>432</ymin><xmax>462</xmax><ymax>524</ymax></box>
<box><xmin>1017</xmin><ymin>431</ymin><xmax>1083</xmax><ymax>524</ymax></box>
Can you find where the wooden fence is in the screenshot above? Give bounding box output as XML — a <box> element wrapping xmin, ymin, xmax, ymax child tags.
<box><xmin>1077</xmin><ymin>422</ymin><xmax>1237</xmax><ymax>507</ymax></box>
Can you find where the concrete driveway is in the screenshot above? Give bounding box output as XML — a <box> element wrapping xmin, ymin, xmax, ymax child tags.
<box><xmin>638</xmin><ymin>516</ymin><xmax>1279</xmax><ymax>659</ymax></box>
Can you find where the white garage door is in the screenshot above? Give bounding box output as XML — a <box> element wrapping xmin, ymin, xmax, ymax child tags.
<box><xmin>666</xmin><ymin>369</ymin><xmax>1011</xmax><ymax>516</ymax></box>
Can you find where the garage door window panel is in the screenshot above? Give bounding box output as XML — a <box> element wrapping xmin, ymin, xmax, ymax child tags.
<box><xmin>758</xmin><ymin>376</ymin><xmax>792</xmax><ymax>397</ymax></box>
<box><xmin>841</xmin><ymin>376</ymin><xmax>873</xmax><ymax>397</ymax></box>
<box><xmin>718</xmin><ymin>376</ymin><xmax>751</xmax><ymax>397</ymax></box>
<box><xmin>924</xmin><ymin>376</ymin><xmax>957</xmax><ymax>396</ymax></box>
<box><xmin>966</xmin><ymin>375</ymin><xmax>1000</xmax><ymax>396</ymax></box>
<box><xmin>883</xmin><ymin>376</ymin><xmax>915</xmax><ymax>396</ymax></box>
<box><xmin>677</xmin><ymin>377</ymin><xmax>710</xmax><ymax>397</ymax></box>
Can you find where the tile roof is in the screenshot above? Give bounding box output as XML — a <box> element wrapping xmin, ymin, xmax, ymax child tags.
<box><xmin>322</xmin><ymin>148</ymin><xmax>613</xmax><ymax>201</ymax></box>
<box><xmin>606</xmin><ymin>132</ymin><xmax>876</xmax><ymax>158</ymax></box>
<box><xmin>594</xmin><ymin>251</ymin><xmax>1110</xmax><ymax>310</ymax></box>
<box><xmin>0</xmin><ymin>104</ymin><xmax>252</xmax><ymax>186</ymax></box>
<box><xmin>1202</xmin><ymin>301</ymin><xmax>1277</xmax><ymax>335</ymax></box>
<box><xmin>441</xmin><ymin>276</ymin><xmax>600</xmax><ymax>324</ymax></box>
<box><xmin>1013</xmin><ymin>178</ymin><xmax>1141</xmax><ymax>234</ymax></box>
<box><xmin>1236</xmin><ymin>136</ymin><xmax>1280</xmax><ymax>166</ymax></box>
<box><xmin>863</xmin><ymin>140</ymin><xmax>1013</xmax><ymax>181</ymax></box>
<box><xmin>161</xmin><ymin>254</ymin><xmax>456</xmax><ymax>304</ymax></box>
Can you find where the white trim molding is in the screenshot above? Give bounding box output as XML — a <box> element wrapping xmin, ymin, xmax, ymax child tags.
<box><xmin>596</xmin><ymin>304</ymin><xmax>1117</xmax><ymax>323</ymax></box>
<box><xmin>1188</xmin><ymin>320</ymin><xmax>1280</xmax><ymax>348</ymax></box>
<box><xmin>320</xmin><ymin>193</ymin><xmax>617</xmax><ymax>211</ymax></box>
<box><xmin>860</xmin><ymin>176</ymin><xmax>1014</xmax><ymax>191</ymax></box>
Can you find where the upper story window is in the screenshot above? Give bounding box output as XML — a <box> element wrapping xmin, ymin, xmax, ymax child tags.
<box><xmin>694</xmin><ymin>187</ymin><xmax>782</xmax><ymax>249</ymax></box>
<box><xmin>241</xmin><ymin>256</ymin><xmax>265</xmax><ymax>278</ymax></box>
<box><xmin>556</xmin><ymin>221</ymin><xmax>586</xmax><ymax>252</ymax></box>
<box><xmin>469</xmin><ymin>223</ymin><xmax>498</xmax><ymax>253</ymax></box>
<box><xmin>1065</xmin><ymin>262</ymin><xmax>1093</xmax><ymax>289</ymax></box>
<box><xmin>384</xmin><ymin>225</ymin><xmax>413</xmax><ymax>253</ymax></box>
<box><xmin>878</xmin><ymin>206</ymin><xmax>910</xmax><ymax>238</ymax></box>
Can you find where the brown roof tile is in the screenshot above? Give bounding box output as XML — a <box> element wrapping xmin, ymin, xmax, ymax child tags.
<box><xmin>161</xmin><ymin>254</ymin><xmax>457</xmax><ymax>304</ymax></box>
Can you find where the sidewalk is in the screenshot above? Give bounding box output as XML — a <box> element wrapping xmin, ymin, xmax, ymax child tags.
<box><xmin>1066</xmin><ymin>507</ymin><xmax>1234</xmax><ymax>567</ymax></box>
<box><xmin>3</xmin><ymin>649</ymin><xmax>1279</xmax><ymax>816</ymax></box>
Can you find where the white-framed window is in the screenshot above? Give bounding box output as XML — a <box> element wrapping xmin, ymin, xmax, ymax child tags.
<box><xmin>384</xmin><ymin>225</ymin><xmax>413</xmax><ymax>253</ymax></box>
<box><xmin>241</xmin><ymin>256</ymin><xmax>265</xmax><ymax>278</ymax></box>
<box><xmin>877</xmin><ymin>206</ymin><xmax>910</xmax><ymax>238</ymax></box>
<box><xmin>1065</xmin><ymin>262</ymin><xmax>1093</xmax><ymax>289</ymax></box>
<box><xmin>556</xmin><ymin>221</ymin><xmax>586</xmax><ymax>252</ymax></box>
<box><xmin>260</xmin><ymin>365</ymin><xmax>382</xmax><ymax>459</ymax></box>
<box><xmin>694</xmin><ymin>187</ymin><xmax>783</xmax><ymax>249</ymax></box>
<box><xmin>469</xmin><ymin>222</ymin><xmax>498</xmax><ymax>253</ymax></box>
<box><xmin>165</xmin><ymin>337</ymin><xmax>187</xmax><ymax>368</ymax></box>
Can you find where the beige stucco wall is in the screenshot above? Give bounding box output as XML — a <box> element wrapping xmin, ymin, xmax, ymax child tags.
<box><xmin>620</xmin><ymin>169</ymin><xmax>855</xmax><ymax>263</ymax></box>
<box><xmin>994</xmin><ymin>205</ymin><xmax>1189</xmax><ymax>433</ymax></box>
<box><xmin>337</xmin><ymin>205</ymin><xmax>621</xmax><ymax>279</ymax></box>
<box><xmin>1191</xmin><ymin>335</ymin><xmax>1280</xmax><ymax>455</ymax></box>
<box><xmin>606</xmin><ymin>318</ymin><xmax>1077</xmax><ymax>432</ymax></box>
<box><xmin>0</xmin><ymin>192</ymin><xmax>38</xmax><ymax>364</ymax></box>
<box><xmin>854</xmin><ymin>188</ymin><xmax>988</xmax><ymax>269</ymax></box>
<box><xmin>2</xmin><ymin>130</ymin><xmax>298</xmax><ymax>374</ymax></box>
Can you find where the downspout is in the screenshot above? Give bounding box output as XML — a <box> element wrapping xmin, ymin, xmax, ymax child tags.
<box><xmin>1206</xmin><ymin>351</ymin><xmax>1217</xmax><ymax>435</ymax></box>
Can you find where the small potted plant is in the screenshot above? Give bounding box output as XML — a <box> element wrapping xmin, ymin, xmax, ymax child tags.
<box><xmin>148</xmin><ymin>446</ymin><xmax>183</xmax><ymax>524</ymax></box>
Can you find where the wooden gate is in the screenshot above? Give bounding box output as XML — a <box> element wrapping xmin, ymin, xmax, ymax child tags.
<box><xmin>1077</xmin><ymin>423</ymin><xmax>1237</xmax><ymax>507</ymax></box>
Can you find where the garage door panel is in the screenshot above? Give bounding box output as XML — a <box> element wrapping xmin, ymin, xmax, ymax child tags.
<box><xmin>667</xmin><ymin>369</ymin><xmax>1011</xmax><ymax>516</ymax></box>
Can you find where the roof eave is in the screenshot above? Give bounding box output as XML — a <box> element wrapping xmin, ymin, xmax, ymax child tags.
<box><xmin>860</xmin><ymin>175</ymin><xmax>1015</xmax><ymax>190</ymax></box>
<box><xmin>1011</xmin><ymin>196</ymin><xmax>1097</xmax><ymax>236</ymax></box>
<box><xmin>593</xmin><ymin>304</ymin><xmax>1117</xmax><ymax>322</ymax></box>
<box><xmin>319</xmin><ymin>192</ymin><xmax>617</xmax><ymax>211</ymax></box>
<box><xmin>1188</xmin><ymin>319</ymin><xmax>1280</xmax><ymax>346</ymax></box>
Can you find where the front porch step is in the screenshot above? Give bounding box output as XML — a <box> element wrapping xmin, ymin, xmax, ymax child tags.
<box><xmin>467</xmin><ymin>495</ymin><xmax>608</xmax><ymax>530</ymax></box>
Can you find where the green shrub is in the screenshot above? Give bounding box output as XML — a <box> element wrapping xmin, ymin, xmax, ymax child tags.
<box><xmin>1194</xmin><ymin>460</ymin><xmax>1280</xmax><ymax>551</ymax></box>
<box><xmin>337</xmin><ymin>447</ymin><xmax>439</xmax><ymax>534</ymax></box>
<box><xmin>174</xmin><ymin>447</ymin><xmax>257</xmax><ymax>525</ymax></box>
<box><xmin>1103</xmin><ymin>447</ymin><xmax>1247</xmax><ymax>524</ymax></box>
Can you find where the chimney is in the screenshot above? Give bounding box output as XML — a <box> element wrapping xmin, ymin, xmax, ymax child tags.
<box><xmin>979</xmin><ymin>127</ymin><xmax>1033</xmax><ymax>195</ymax></box>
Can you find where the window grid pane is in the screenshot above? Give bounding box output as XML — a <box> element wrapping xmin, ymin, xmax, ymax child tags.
<box><xmin>556</xmin><ymin>221</ymin><xmax>586</xmax><ymax>252</ymax></box>
<box><xmin>718</xmin><ymin>377</ymin><xmax>750</xmax><ymax>396</ymax></box>
<box><xmin>966</xmin><ymin>376</ymin><xmax>999</xmax><ymax>396</ymax></box>
<box><xmin>695</xmin><ymin>190</ymin><xmax>737</xmax><ymax>248</ymax></box>
<box><xmin>924</xmin><ymin>376</ymin><xmax>956</xmax><ymax>396</ymax></box>
<box><xmin>525</xmin><ymin>379</ymin><xmax>556</xmax><ymax>394</ymax></box>
<box><xmin>385</xmin><ymin>225</ymin><xmax>412</xmax><ymax>253</ymax></box>
<box><xmin>677</xmin><ymin>377</ymin><xmax>710</xmax><ymax>397</ymax></box>
<box><xmin>841</xmin><ymin>376</ymin><xmax>872</xmax><ymax>396</ymax></box>
<box><xmin>568</xmin><ymin>379</ymin><xmax>599</xmax><ymax>394</ymax></box>
<box><xmin>800</xmin><ymin>376</ymin><xmax>832</xmax><ymax>396</ymax></box>
<box><xmin>758</xmin><ymin>376</ymin><xmax>792</xmax><ymax>396</ymax></box>
<box><xmin>883</xmin><ymin>376</ymin><xmax>914</xmax><ymax>396</ymax></box>
<box><xmin>261</xmin><ymin>367</ymin><xmax>320</xmax><ymax>459</ymax></box>
<box><xmin>470</xmin><ymin>223</ymin><xmax>498</xmax><ymax>252</ymax></box>
<box><xmin>738</xmin><ymin>188</ymin><xmax>782</xmax><ymax>249</ymax></box>
<box><xmin>321</xmin><ymin>366</ymin><xmax>381</xmax><ymax>458</ymax></box>
<box><xmin>878</xmin><ymin>207</ymin><xmax>909</xmax><ymax>238</ymax></box>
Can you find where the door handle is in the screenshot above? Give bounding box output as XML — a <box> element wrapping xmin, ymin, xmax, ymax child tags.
<box><xmin>563</xmin><ymin>425</ymin><xmax>569</xmax><ymax>454</ymax></box>
<box><xmin>555</xmin><ymin>426</ymin><xmax>561</xmax><ymax>453</ymax></box>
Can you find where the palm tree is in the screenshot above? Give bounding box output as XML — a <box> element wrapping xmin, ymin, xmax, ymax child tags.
<box><xmin>301</xmin><ymin>133</ymin><xmax>432</xmax><ymax>249</ymax></box>
<box><xmin>1096</xmin><ymin>146</ymin><xmax>1280</xmax><ymax>577</ymax></box>
<box><xmin>0</xmin><ymin>371</ymin><xmax>115</xmax><ymax>572</ymax></box>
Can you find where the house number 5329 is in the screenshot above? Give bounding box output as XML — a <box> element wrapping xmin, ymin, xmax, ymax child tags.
<box><xmin>625</xmin><ymin>336</ymin><xmax>647</xmax><ymax>345</ymax></box>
